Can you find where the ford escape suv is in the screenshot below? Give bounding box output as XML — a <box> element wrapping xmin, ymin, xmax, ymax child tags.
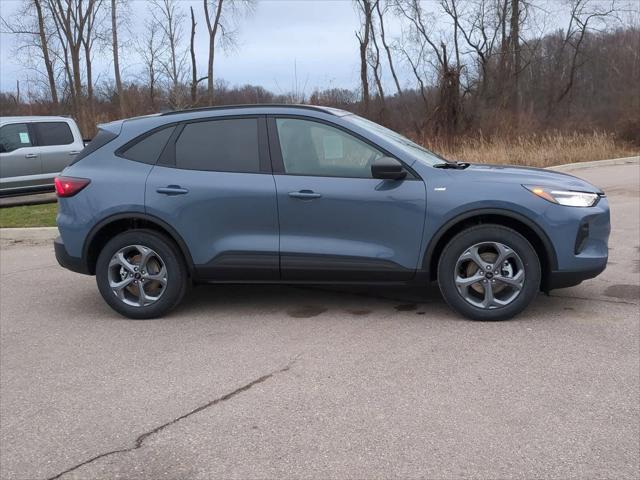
<box><xmin>54</xmin><ymin>105</ymin><xmax>610</xmax><ymax>321</ymax></box>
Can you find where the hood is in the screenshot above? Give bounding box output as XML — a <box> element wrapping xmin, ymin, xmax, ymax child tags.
<box><xmin>464</xmin><ymin>164</ymin><xmax>603</xmax><ymax>194</ymax></box>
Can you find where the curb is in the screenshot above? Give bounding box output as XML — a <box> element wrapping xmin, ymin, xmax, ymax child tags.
<box><xmin>0</xmin><ymin>227</ymin><xmax>58</xmax><ymax>244</ymax></box>
<box><xmin>0</xmin><ymin>192</ymin><xmax>57</xmax><ymax>208</ymax></box>
<box><xmin>548</xmin><ymin>156</ymin><xmax>639</xmax><ymax>172</ymax></box>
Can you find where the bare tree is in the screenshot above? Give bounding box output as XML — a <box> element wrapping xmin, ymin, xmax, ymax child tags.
<box><xmin>149</xmin><ymin>0</ymin><xmax>188</xmax><ymax>108</ymax></box>
<box><xmin>202</xmin><ymin>0</ymin><xmax>253</xmax><ymax>105</ymax></box>
<box><xmin>1</xmin><ymin>0</ymin><xmax>59</xmax><ymax>105</ymax></box>
<box><xmin>137</xmin><ymin>19</ymin><xmax>164</xmax><ymax>110</ymax></box>
<box><xmin>355</xmin><ymin>0</ymin><xmax>374</xmax><ymax>113</ymax></box>
<box><xmin>111</xmin><ymin>0</ymin><xmax>124</xmax><ymax>117</ymax></box>
<box><xmin>375</xmin><ymin>1</ymin><xmax>402</xmax><ymax>96</ymax></box>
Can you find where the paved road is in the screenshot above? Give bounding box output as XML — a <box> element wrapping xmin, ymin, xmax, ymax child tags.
<box><xmin>1</xmin><ymin>163</ymin><xmax>638</xmax><ymax>480</ymax></box>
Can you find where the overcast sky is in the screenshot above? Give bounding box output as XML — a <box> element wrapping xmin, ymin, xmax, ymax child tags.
<box><xmin>0</xmin><ymin>0</ymin><xmax>410</xmax><ymax>95</ymax></box>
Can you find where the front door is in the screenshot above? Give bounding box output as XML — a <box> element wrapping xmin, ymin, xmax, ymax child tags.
<box><xmin>269</xmin><ymin>116</ymin><xmax>426</xmax><ymax>281</ymax></box>
<box><xmin>0</xmin><ymin>122</ymin><xmax>42</xmax><ymax>192</ymax></box>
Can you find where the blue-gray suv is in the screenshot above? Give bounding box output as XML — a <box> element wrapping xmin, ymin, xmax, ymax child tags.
<box><xmin>54</xmin><ymin>105</ymin><xmax>610</xmax><ymax>321</ymax></box>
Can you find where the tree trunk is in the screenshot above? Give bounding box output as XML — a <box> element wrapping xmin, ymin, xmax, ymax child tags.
<box><xmin>204</xmin><ymin>0</ymin><xmax>224</xmax><ymax>106</ymax></box>
<box><xmin>356</xmin><ymin>0</ymin><xmax>371</xmax><ymax>114</ymax></box>
<box><xmin>190</xmin><ymin>6</ymin><xmax>198</xmax><ymax>104</ymax></box>
<box><xmin>510</xmin><ymin>0</ymin><xmax>521</xmax><ymax>118</ymax></box>
<box><xmin>375</xmin><ymin>1</ymin><xmax>401</xmax><ymax>96</ymax></box>
<box><xmin>33</xmin><ymin>0</ymin><xmax>58</xmax><ymax>106</ymax></box>
<box><xmin>112</xmin><ymin>0</ymin><xmax>125</xmax><ymax>117</ymax></box>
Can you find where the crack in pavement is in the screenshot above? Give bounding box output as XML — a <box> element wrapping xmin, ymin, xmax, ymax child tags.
<box><xmin>46</xmin><ymin>355</ymin><xmax>301</xmax><ymax>480</ymax></box>
<box><xmin>549</xmin><ymin>293</ymin><xmax>638</xmax><ymax>306</ymax></box>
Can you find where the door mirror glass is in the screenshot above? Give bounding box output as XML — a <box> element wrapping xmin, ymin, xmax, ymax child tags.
<box><xmin>371</xmin><ymin>156</ymin><xmax>407</xmax><ymax>180</ymax></box>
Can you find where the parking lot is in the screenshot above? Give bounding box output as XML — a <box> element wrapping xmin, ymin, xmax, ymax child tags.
<box><xmin>1</xmin><ymin>162</ymin><xmax>638</xmax><ymax>479</ymax></box>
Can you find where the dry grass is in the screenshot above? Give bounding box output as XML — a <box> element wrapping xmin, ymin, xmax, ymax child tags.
<box><xmin>426</xmin><ymin>132</ymin><xmax>638</xmax><ymax>167</ymax></box>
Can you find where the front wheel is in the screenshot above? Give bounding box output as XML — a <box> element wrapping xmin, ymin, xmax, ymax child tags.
<box><xmin>96</xmin><ymin>229</ymin><xmax>188</xmax><ymax>319</ymax></box>
<box><xmin>437</xmin><ymin>225</ymin><xmax>541</xmax><ymax>321</ymax></box>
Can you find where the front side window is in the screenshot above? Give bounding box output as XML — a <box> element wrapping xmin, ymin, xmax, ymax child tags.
<box><xmin>33</xmin><ymin>122</ymin><xmax>74</xmax><ymax>146</ymax></box>
<box><xmin>275</xmin><ymin>118</ymin><xmax>383</xmax><ymax>178</ymax></box>
<box><xmin>120</xmin><ymin>126</ymin><xmax>175</xmax><ymax>164</ymax></box>
<box><xmin>0</xmin><ymin>123</ymin><xmax>33</xmax><ymax>153</ymax></box>
<box><xmin>175</xmin><ymin>118</ymin><xmax>260</xmax><ymax>173</ymax></box>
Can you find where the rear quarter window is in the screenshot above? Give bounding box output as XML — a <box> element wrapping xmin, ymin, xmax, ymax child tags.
<box><xmin>119</xmin><ymin>126</ymin><xmax>175</xmax><ymax>165</ymax></box>
<box><xmin>71</xmin><ymin>129</ymin><xmax>118</xmax><ymax>164</ymax></box>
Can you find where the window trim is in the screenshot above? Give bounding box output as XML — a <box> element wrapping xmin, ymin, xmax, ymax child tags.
<box><xmin>266</xmin><ymin>115</ymin><xmax>419</xmax><ymax>180</ymax></box>
<box><xmin>158</xmin><ymin>115</ymin><xmax>271</xmax><ymax>174</ymax></box>
<box><xmin>0</xmin><ymin>122</ymin><xmax>36</xmax><ymax>153</ymax></box>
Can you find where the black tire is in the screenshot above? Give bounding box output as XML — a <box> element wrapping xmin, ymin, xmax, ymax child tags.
<box><xmin>437</xmin><ymin>225</ymin><xmax>541</xmax><ymax>321</ymax></box>
<box><xmin>96</xmin><ymin>229</ymin><xmax>188</xmax><ymax>319</ymax></box>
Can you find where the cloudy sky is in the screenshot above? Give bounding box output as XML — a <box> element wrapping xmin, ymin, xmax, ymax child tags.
<box><xmin>0</xmin><ymin>0</ymin><xmax>410</xmax><ymax>95</ymax></box>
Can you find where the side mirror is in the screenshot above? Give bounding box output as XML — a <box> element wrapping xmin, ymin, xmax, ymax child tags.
<box><xmin>371</xmin><ymin>156</ymin><xmax>407</xmax><ymax>180</ymax></box>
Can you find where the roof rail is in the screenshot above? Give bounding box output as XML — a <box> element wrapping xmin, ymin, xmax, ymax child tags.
<box><xmin>159</xmin><ymin>104</ymin><xmax>340</xmax><ymax>116</ymax></box>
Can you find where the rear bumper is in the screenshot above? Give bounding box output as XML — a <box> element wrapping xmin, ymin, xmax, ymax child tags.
<box><xmin>54</xmin><ymin>236</ymin><xmax>91</xmax><ymax>275</ymax></box>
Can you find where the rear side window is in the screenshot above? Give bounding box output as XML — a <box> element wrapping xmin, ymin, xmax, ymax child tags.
<box><xmin>33</xmin><ymin>122</ymin><xmax>74</xmax><ymax>146</ymax></box>
<box><xmin>120</xmin><ymin>126</ymin><xmax>175</xmax><ymax>164</ymax></box>
<box><xmin>175</xmin><ymin>118</ymin><xmax>259</xmax><ymax>173</ymax></box>
<box><xmin>0</xmin><ymin>123</ymin><xmax>33</xmax><ymax>153</ymax></box>
<box><xmin>72</xmin><ymin>129</ymin><xmax>118</xmax><ymax>164</ymax></box>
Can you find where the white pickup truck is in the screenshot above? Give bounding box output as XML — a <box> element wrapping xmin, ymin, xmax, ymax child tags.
<box><xmin>0</xmin><ymin>116</ymin><xmax>85</xmax><ymax>195</ymax></box>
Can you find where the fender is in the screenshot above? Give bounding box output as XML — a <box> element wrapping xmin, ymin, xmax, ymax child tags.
<box><xmin>422</xmin><ymin>207</ymin><xmax>558</xmax><ymax>272</ymax></box>
<box><xmin>83</xmin><ymin>212</ymin><xmax>195</xmax><ymax>274</ymax></box>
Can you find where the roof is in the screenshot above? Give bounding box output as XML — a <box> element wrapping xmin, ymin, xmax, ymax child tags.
<box><xmin>159</xmin><ymin>104</ymin><xmax>352</xmax><ymax>117</ymax></box>
<box><xmin>0</xmin><ymin>115</ymin><xmax>75</xmax><ymax>123</ymax></box>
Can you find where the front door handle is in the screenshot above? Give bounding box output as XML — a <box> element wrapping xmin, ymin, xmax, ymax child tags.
<box><xmin>69</xmin><ymin>150</ymin><xmax>80</xmax><ymax>155</ymax></box>
<box><xmin>288</xmin><ymin>190</ymin><xmax>321</xmax><ymax>200</ymax></box>
<box><xmin>156</xmin><ymin>185</ymin><xmax>189</xmax><ymax>196</ymax></box>
<box><xmin>25</xmin><ymin>153</ymin><xmax>38</xmax><ymax>159</ymax></box>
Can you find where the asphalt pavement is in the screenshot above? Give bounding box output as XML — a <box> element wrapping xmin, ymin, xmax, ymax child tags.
<box><xmin>0</xmin><ymin>162</ymin><xmax>638</xmax><ymax>479</ymax></box>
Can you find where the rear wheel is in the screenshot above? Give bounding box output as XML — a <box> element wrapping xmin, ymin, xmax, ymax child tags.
<box><xmin>437</xmin><ymin>225</ymin><xmax>541</xmax><ymax>321</ymax></box>
<box><xmin>96</xmin><ymin>229</ymin><xmax>187</xmax><ymax>319</ymax></box>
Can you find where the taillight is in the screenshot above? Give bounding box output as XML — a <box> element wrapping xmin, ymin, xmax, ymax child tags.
<box><xmin>54</xmin><ymin>176</ymin><xmax>90</xmax><ymax>197</ymax></box>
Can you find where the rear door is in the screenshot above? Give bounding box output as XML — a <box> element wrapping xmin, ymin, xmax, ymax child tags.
<box><xmin>33</xmin><ymin>121</ymin><xmax>81</xmax><ymax>177</ymax></box>
<box><xmin>0</xmin><ymin>122</ymin><xmax>43</xmax><ymax>192</ymax></box>
<box><xmin>144</xmin><ymin>116</ymin><xmax>279</xmax><ymax>281</ymax></box>
<box><xmin>269</xmin><ymin>116</ymin><xmax>426</xmax><ymax>281</ymax></box>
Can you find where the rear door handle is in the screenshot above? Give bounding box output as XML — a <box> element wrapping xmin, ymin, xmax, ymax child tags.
<box><xmin>288</xmin><ymin>190</ymin><xmax>322</xmax><ymax>200</ymax></box>
<box><xmin>24</xmin><ymin>153</ymin><xmax>38</xmax><ymax>159</ymax></box>
<box><xmin>156</xmin><ymin>185</ymin><xmax>189</xmax><ymax>196</ymax></box>
<box><xmin>69</xmin><ymin>151</ymin><xmax>80</xmax><ymax>155</ymax></box>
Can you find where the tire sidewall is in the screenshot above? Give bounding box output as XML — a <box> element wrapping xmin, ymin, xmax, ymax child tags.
<box><xmin>96</xmin><ymin>229</ymin><xmax>187</xmax><ymax>319</ymax></box>
<box><xmin>437</xmin><ymin>225</ymin><xmax>541</xmax><ymax>321</ymax></box>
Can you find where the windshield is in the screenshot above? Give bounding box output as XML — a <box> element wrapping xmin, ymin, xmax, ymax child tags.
<box><xmin>344</xmin><ymin>114</ymin><xmax>449</xmax><ymax>166</ymax></box>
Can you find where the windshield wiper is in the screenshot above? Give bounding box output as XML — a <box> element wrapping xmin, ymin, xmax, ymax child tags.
<box><xmin>434</xmin><ymin>161</ymin><xmax>470</xmax><ymax>169</ymax></box>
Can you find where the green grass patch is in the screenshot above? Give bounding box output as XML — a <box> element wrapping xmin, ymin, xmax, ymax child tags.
<box><xmin>0</xmin><ymin>202</ymin><xmax>58</xmax><ymax>228</ymax></box>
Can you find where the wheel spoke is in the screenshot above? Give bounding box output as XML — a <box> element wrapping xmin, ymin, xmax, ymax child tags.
<box><xmin>460</xmin><ymin>246</ymin><xmax>491</xmax><ymax>270</ymax></box>
<box><xmin>455</xmin><ymin>273</ymin><xmax>484</xmax><ymax>289</ymax></box>
<box><xmin>493</xmin><ymin>243</ymin><xmax>514</xmax><ymax>268</ymax></box>
<box><xmin>137</xmin><ymin>246</ymin><xmax>154</xmax><ymax>271</ymax></box>
<box><xmin>143</xmin><ymin>265</ymin><xmax>167</xmax><ymax>286</ymax></box>
<box><xmin>109</xmin><ymin>251</ymin><xmax>136</xmax><ymax>273</ymax></box>
<box><xmin>495</xmin><ymin>270</ymin><xmax>524</xmax><ymax>289</ymax></box>
<box><xmin>110</xmin><ymin>276</ymin><xmax>134</xmax><ymax>291</ymax></box>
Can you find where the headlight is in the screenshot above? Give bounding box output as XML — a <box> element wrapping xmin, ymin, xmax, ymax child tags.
<box><xmin>523</xmin><ymin>185</ymin><xmax>599</xmax><ymax>207</ymax></box>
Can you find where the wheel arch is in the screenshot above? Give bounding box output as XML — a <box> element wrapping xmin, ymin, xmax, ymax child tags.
<box><xmin>424</xmin><ymin>209</ymin><xmax>558</xmax><ymax>287</ymax></box>
<box><xmin>83</xmin><ymin>213</ymin><xmax>194</xmax><ymax>276</ymax></box>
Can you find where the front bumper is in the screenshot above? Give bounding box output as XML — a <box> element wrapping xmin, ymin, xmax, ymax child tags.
<box><xmin>545</xmin><ymin>264</ymin><xmax>607</xmax><ymax>290</ymax></box>
<box><xmin>54</xmin><ymin>236</ymin><xmax>91</xmax><ymax>275</ymax></box>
